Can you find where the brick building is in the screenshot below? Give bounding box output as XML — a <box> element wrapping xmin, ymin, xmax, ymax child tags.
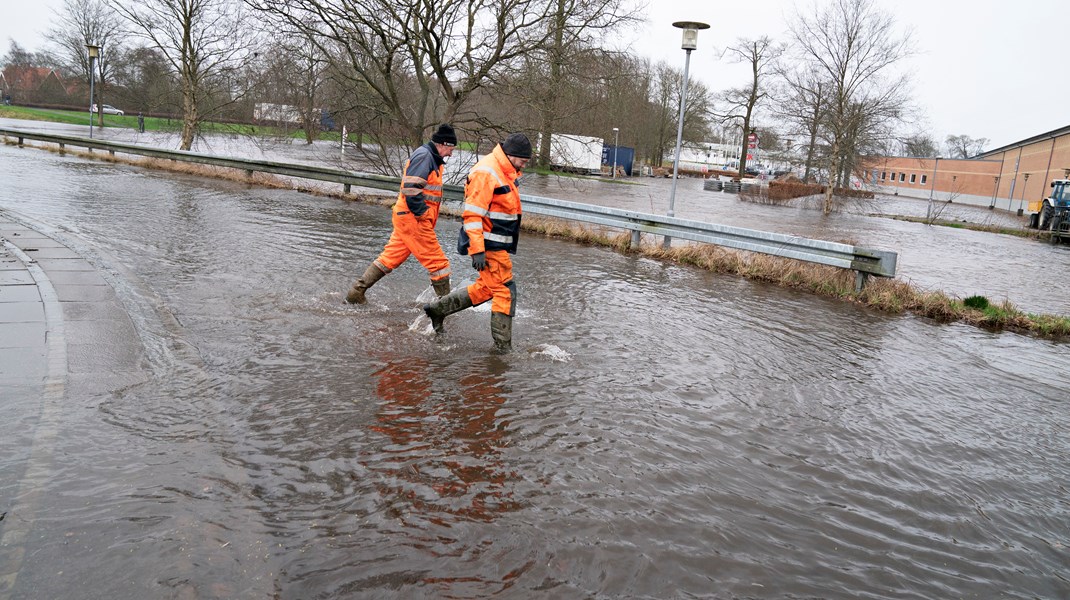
<box><xmin>861</xmin><ymin>124</ymin><xmax>1070</xmax><ymax>212</ymax></box>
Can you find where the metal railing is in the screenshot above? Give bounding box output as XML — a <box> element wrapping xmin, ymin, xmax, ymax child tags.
<box><xmin>1</xmin><ymin>126</ymin><xmax>897</xmax><ymax>286</ymax></box>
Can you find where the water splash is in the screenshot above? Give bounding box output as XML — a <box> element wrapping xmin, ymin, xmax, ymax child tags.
<box><xmin>409</xmin><ymin>313</ymin><xmax>435</xmax><ymax>335</ymax></box>
<box><xmin>530</xmin><ymin>344</ymin><xmax>572</xmax><ymax>362</ymax></box>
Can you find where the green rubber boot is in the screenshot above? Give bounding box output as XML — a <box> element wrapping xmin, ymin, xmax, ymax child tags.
<box><xmin>431</xmin><ymin>277</ymin><xmax>451</xmax><ymax>298</ymax></box>
<box><xmin>490</xmin><ymin>311</ymin><xmax>512</xmax><ymax>353</ymax></box>
<box><xmin>345</xmin><ymin>263</ymin><xmax>388</xmax><ymax>304</ymax></box>
<box><xmin>423</xmin><ymin>288</ymin><xmax>473</xmax><ymax>333</ymax></box>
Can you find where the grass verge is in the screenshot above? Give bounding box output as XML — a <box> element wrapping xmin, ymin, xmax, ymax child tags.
<box><xmin>883</xmin><ymin>214</ymin><xmax>1044</xmax><ymax>240</ymax></box>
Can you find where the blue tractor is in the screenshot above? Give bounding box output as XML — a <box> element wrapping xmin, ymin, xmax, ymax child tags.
<box><xmin>1036</xmin><ymin>179</ymin><xmax>1070</xmax><ymax>244</ymax></box>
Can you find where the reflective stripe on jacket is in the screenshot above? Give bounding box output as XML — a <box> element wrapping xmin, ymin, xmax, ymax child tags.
<box><xmin>393</xmin><ymin>142</ymin><xmax>444</xmax><ymax>218</ymax></box>
<box><xmin>457</xmin><ymin>145</ymin><xmax>522</xmax><ymax>255</ymax></box>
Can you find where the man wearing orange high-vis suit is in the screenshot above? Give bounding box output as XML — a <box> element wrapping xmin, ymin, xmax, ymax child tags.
<box><xmin>423</xmin><ymin>133</ymin><xmax>531</xmax><ymax>353</ymax></box>
<box><xmin>345</xmin><ymin>124</ymin><xmax>458</xmax><ymax>304</ymax></box>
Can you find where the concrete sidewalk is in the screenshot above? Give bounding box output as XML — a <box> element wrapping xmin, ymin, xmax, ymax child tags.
<box><xmin>0</xmin><ymin>218</ymin><xmax>147</xmax><ymax>402</ymax></box>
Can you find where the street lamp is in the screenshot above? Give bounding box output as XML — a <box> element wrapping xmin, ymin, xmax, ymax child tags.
<box><xmin>1018</xmin><ymin>173</ymin><xmax>1030</xmax><ymax>215</ymax></box>
<box><xmin>86</xmin><ymin>44</ymin><xmax>100</xmax><ymax>138</ymax></box>
<box><xmin>664</xmin><ymin>20</ymin><xmax>709</xmax><ymax>248</ymax></box>
<box><xmin>612</xmin><ymin>127</ymin><xmax>619</xmax><ymax>179</ymax></box>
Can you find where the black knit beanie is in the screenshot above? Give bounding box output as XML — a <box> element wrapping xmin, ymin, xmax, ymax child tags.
<box><xmin>501</xmin><ymin>133</ymin><xmax>532</xmax><ymax>159</ymax></box>
<box><xmin>431</xmin><ymin>123</ymin><xmax>457</xmax><ymax>146</ymax></box>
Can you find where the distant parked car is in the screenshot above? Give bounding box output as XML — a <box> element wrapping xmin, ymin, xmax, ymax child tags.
<box><xmin>91</xmin><ymin>104</ymin><xmax>124</xmax><ymax>116</ymax></box>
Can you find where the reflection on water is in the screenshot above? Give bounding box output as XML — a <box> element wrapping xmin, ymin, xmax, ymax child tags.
<box><xmin>2</xmin><ymin>142</ymin><xmax>1069</xmax><ymax>599</ymax></box>
<box><xmin>368</xmin><ymin>355</ymin><xmax>519</xmax><ymax>525</ymax></box>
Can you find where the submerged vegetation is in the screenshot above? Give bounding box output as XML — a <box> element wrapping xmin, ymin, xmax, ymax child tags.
<box><xmin>6</xmin><ymin>136</ymin><xmax>1069</xmax><ymax>342</ymax></box>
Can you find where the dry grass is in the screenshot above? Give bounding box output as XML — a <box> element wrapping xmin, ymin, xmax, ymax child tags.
<box><xmin>9</xmin><ymin>136</ymin><xmax>1069</xmax><ymax>341</ymax></box>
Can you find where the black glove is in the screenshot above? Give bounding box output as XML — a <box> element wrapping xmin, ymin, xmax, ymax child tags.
<box><xmin>471</xmin><ymin>252</ymin><xmax>487</xmax><ymax>271</ymax></box>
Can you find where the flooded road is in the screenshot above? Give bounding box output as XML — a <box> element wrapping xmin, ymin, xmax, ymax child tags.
<box><xmin>1</xmin><ymin>141</ymin><xmax>1069</xmax><ymax>599</ymax></box>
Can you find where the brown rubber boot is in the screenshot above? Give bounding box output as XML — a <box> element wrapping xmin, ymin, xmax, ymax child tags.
<box><xmin>423</xmin><ymin>288</ymin><xmax>473</xmax><ymax>333</ymax></box>
<box><xmin>345</xmin><ymin>263</ymin><xmax>388</xmax><ymax>304</ymax></box>
<box><xmin>431</xmin><ymin>277</ymin><xmax>451</xmax><ymax>298</ymax></box>
<box><xmin>490</xmin><ymin>311</ymin><xmax>512</xmax><ymax>353</ymax></box>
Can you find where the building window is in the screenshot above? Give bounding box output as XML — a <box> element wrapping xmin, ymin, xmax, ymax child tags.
<box><xmin>910</xmin><ymin>173</ymin><xmax>916</xmax><ymax>184</ymax></box>
<box><xmin>891</xmin><ymin>172</ymin><xmax>896</xmax><ymax>182</ymax></box>
<box><xmin>881</xmin><ymin>171</ymin><xmax>887</xmax><ymax>181</ymax></box>
<box><xmin>921</xmin><ymin>175</ymin><xmax>927</xmax><ymax>184</ymax></box>
<box><xmin>900</xmin><ymin>173</ymin><xmax>906</xmax><ymax>182</ymax></box>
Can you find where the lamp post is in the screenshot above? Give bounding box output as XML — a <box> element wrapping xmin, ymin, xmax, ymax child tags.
<box><xmin>1018</xmin><ymin>173</ymin><xmax>1030</xmax><ymax>215</ymax></box>
<box><xmin>612</xmin><ymin>127</ymin><xmax>619</xmax><ymax>179</ymax></box>
<box><xmin>86</xmin><ymin>44</ymin><xmax>100</xmax><ymax>138</ymax></box>
<box><xmin>664</xmin><ymin>20</ymin><xmax>709</xmax><ymax>249</ymax></box>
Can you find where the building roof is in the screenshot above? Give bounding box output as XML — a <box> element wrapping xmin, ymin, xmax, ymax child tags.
<box><xmin>975</xmin><ymin>124</ymin><xmax>1070</xmax><ymax>159</ymax></box>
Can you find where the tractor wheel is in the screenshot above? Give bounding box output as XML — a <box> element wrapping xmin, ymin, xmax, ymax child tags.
<box><xmin>1038</xmin><ymin>202</ymin><xmax>1053</xmax><ymax>230</ymax></box>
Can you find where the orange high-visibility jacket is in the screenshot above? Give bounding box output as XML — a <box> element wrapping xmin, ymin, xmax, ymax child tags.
<box><xmin>393</xmin><ymin>142</ymin><xmax>445</xmax><ymax>219</ymax></box>
<box><xmin>457</xmin><ymin>145</ymin><xmax>522</xmax><ymax>255</ymax></box>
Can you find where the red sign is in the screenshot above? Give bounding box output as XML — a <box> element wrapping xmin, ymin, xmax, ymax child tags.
<box><xmin>747</xmin><ymin>133</ymin><xmax>758</xmax><ymax>142</ymax></box>
<box><xmin>746</xmin><ymin>154</ymin><xmax>753</xmax><ymax>160</ymax></box>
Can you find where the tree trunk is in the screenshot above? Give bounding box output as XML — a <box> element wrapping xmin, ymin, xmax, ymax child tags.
<box><xmin>180</xmin><ymin>82</ymin><xmax>197</xmax><ymax>150</ymax></box>
<box><xmin>737</xmin><ymin>117</ymin><xmax>751</xmax><ymax>180</ymax></box>
<box><xmin>824</xmin><ymin>139</ymin><xmax>839</xmax><ymax>215</ymax></box>
<box><xmin>803</xmin><ymin>126</ymin><xmax>819</xmax><ymax>182</ymax></box>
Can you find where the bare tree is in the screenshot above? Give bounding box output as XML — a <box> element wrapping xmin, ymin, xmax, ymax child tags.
<box><xmin>246</xmin><ymin>0</ymin><xmax>555</xmax><ymax>169</ymax></box>
<box><xmin>945</xmin><ymin>134</ymin><xmax>989</xmax><ymax>158</ymax></box>
<box><xmin>1</xmin><ymin>41</ymin><xmax>61</xmax><ymax>70</ymax></box>
<box><xmin>260</xmin><ymin>32</ymin><xmax>331</xmax><ymax>144</ymax></box>
<box><xmin>111</xmin><ymin>45</ymin><xmax>180</xmax><ymax>114</ymax></box>
<box><xmin>901</xmin><ymin>133</ymin><xmax>939</xmax><ymax>157</ymax></box>
<box><xmin>773</xmin><ymin>63</ymin><xmax>828</xmax><ymax>182</ymax></box>
<box><xmin>645</xmin><ymin>60</ymin><xmax>713</xmax><ymax>168</ymax></box>
<box><xmin>1</xmin><ymin>42</ymin><xmax>64</xmax><ymax>105</ymax></box>
<box><xmin>716</xmin><ymin>37</ymin><xmax>783</xmax><ymax>180</ymax></box>
<box><xmin>790</xmin><ymin>0</ymin><xmax>912</xmax><ymax>213</ymax></box>
<box><xmin>107</xmin><ymin>0</ymin><xmax>256</xmax><ymax>149</ymax></box>
<box><xmin>245</xmin><ymin>0</ymin><xmax>642</xmax><ymax>174</ymax></box>
<box><xmin>523</xmin><ymin>0</ymin><xmax>642</xmax><ymax>168</ymax></box>
<box><xmin>48</xmin><ymin>0</ymin><xmax>124</xmax><ymax>126</ymax></box>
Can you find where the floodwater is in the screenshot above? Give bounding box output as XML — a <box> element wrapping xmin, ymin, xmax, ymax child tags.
<box><xmin>1</xmin><ymin>140</ymin><xmax>1069</xmax><ymax>599</ymax></box>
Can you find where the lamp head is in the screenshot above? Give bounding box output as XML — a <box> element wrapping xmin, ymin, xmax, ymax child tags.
<box><xmin>672</xmin><ymin>21</ymin><xmax>709</xmax><ymax>51</ymax></box>
<box><xmin>86</xmin><ymin>44</ymin><xmax>100</xmax><ymax>59</ymax></box>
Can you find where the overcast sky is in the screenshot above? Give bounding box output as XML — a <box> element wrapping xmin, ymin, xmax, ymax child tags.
<box><xmin>2</xmin><ymin>0</ymin><xmax>1065</xmax><ymax>151</ymax></box>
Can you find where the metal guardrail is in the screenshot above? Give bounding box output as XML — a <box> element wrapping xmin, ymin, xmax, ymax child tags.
<box><xmin>521</xmin><ymin>194</ymin><xmax>897</xmax><ymax>280</ymax></box>
<box><xmin>0</xmin><ymin>126</ymin><xmax>406</xmax><ymax>194</ymax></box>
<box><xmin>1</xmin><ymin>126</ymin><xmax>897</xmax><ymax>285</ymax></box>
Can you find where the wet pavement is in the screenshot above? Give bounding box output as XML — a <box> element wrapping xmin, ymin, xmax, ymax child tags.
<box><xmin>2</xmin><ymin>122</ymin><xmax>1070</xmax><ymax>599</ymax></box>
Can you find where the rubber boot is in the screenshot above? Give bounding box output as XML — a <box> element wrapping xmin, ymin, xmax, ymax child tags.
<box><xmin>490</xmin><ymin>312</ymin><xmax>513</xmax><ymax>353</ymax></box>
<box><xmin>345</xmin><ymin>263</ymin><xmax>388</xmax><ymax>304</ymax></box>
<box><xmin>431</xmin><ymin>277</ymin><xmax>451</xmax><ymax>298</ymax></box>
<box><xmin>423</xmin><ymin>288</ymin><xmax>473</xmax><ymax>333</ymax></box>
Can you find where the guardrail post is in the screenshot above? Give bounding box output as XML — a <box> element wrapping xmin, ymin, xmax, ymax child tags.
<box><xmin>630</xmin><ymin>230</ymin><xmax>641</xmax><ymax>249</ymax></box>
<box><xmin>18</xmin><ymin>136</ymin><xmax>24</xmax><ymax>147</ymax></box>
<box><xmin>344</xmin><ymin>184</ymin><xmax>351</xmax><ymax>194</ymax></box>
<box><xmin>854</xmin><ymin>271</ymin><xmax>869</xmax><ymax>293</ymax></box>
<box><xmin>59</xmin><ymin>143</ymin><xmax>65</xmax><ymax>154</ymax></box>
<box><xmin>108</xmin><ymin>149</ymin><xmax>115</xmax><ymax>156</ymax></box>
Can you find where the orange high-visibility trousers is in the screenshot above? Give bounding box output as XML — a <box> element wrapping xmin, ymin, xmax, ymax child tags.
<box><xmin>375</xmin><ymin>204</ymin><xmax>450</xmax><ymax>281</ymax></box>
<box><xmin>466</xmin><ymin>250</ymin><xmax>515</xmax><ymax>315</ymax></box>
